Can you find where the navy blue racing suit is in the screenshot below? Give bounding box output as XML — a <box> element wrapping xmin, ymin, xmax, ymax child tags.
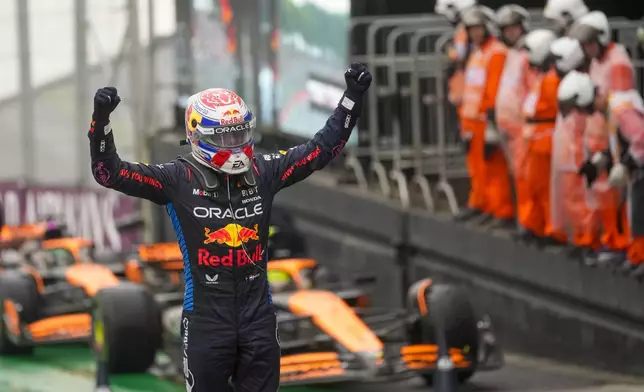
<box><xmin>88</xmin><ymin>101</ymin><xmax>359</xmax><ymax>391</ymax></box>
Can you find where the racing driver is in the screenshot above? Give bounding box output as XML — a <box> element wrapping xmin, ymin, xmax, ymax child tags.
<box><xmin>88</xmin><ymin>63</ymin><xmax>371</xmax><ymax>392</ymax></box>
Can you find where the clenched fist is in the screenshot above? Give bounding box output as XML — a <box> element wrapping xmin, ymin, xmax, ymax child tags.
<box><xmin>93</xmin><ymin>87</ymin><xmax>121</xmax><ymax>123</ymax></box>
<box><xmin>344</xmin><ymin>63</ymin><xmax>372</xmax><ymax>96</ymax></box>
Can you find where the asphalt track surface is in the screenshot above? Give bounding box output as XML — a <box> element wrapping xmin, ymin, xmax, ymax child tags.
<box><xmin>1</xmin><ymin>346</ymin><xmax>642</xmax><ymax>392</ymax></box>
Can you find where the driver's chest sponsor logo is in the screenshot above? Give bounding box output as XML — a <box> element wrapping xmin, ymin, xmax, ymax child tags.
<box><xmin>203</xmin><ymin>223</ymin><xmax>259</xmax><ymax>246</ymax></box>
<box><xmin>197</xmin><ymin>244</ymin><xmax>263</xmax><ymax>267</ymax></box>
<box><xmin>192</xmin><ymin>188</ymin><xmax>217</xmax><ymax>198</ymax></box>
<box><xmin>241</xmin><ymin>186</ymin><xmax>261</xmax><ymax>204</ymax></box>
<box><xmin>193</xmin><ymin>203</ymin><xmax>263</xmax><ymax>219</ymax></box>
<box><xmin>205</xmin><ymin>273</ymin><xmax>219</xmax><ymax>285</ymax></box>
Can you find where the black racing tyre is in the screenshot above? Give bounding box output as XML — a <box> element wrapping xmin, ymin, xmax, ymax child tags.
<box><xmin>93</xmin><ymin>282</ymin><xmax>162</xmax><ymax>373</ymax></box>
<box><xmin>409</xmin><ymin>283</ymin><xmax>479</xmax><ymax>386</ymax></box>
<box><xmin>0</xmin><ymin>272</ymin><xmax>40</xmax><ymax>355</ymax></box>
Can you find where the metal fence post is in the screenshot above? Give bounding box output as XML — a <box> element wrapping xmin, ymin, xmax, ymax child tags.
<box><xmin>126</xmin><ymin>0</ymin><xmax>153</xmax><ymax>244</ymax></box>
<box><xmin>75</xmin><ymin>0</ymin><xmax>90</xmax><ymax>186</ymax></box>
<box><xmin>16</xmin><ymin>0</ymin><xmax>34</xmax><ymax>185</ymax></box>
<box><xmin>146</xmin><ymin>0</ymin><xmax>157</xmax><ymax>132</ymax></box>
<box><xmin>175</xmin><ymin>0</ymin><xmax>195</xmax><ymax>98</ymax></box>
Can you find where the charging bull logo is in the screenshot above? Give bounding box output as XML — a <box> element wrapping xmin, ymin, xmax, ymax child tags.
<box><xmin>203</xmin><ymin>224</ymin><xmax>259</xmax><ymax>247</ymax></box>
<box><xmin>220</xmin><ymin>109</ymin><xmax>243</xmax><ymax>125</ymax></box>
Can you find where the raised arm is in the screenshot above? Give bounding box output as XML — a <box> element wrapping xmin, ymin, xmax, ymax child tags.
<box><xmin>88</xmin><ymin>87</ymin><xmax>180</xmax><ymax>205</ymax></box>
<box><xmin>260</xmin><ymin>64</ymin><xmax>372</xmax><ymax>194</ymax></box>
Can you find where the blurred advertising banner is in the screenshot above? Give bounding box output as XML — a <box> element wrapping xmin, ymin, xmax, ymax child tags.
<box><xmin>0</xmin><ymin>183</ymin><xmax>139</xmax><ymax>253</ymax></box>
<box><xmin>188</xmin><ymin>0</ymin><xmax>240</xmax><ymax>94</ymax></box>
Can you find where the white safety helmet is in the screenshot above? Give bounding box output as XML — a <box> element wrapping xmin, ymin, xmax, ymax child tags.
<box><xmin>549</xmin><ymin>36</ymin><xmax>587</xmax><ymax>76</ymax></box>
<box><xmin>496</xmin><ymin>5</ymin><xmax>530</xmax><ymax>32</ymax></box>
<box><xmin>568</xmin><ymin>11</ymin><xmax>611</xmax><ymax>47</ymax></box>
<box><xmin>557</xmin><ymin>70</ymin><xmax>596</xmax><ymax>115</ymax></box>
<box><xmin>435</xmin><ymin>0</ymin><xmax>477</xmax><ymax>24</ymax></box>
<box><xmin>460</xmin><ymin>5</ymin><xmax>498</xmax><ymax>36</ymax></box>
<box><xmin>184</xmin><ymin>88</ymin><xmax>256</xmax><ymax>174</ymax></box>
<box><xmin>543</xmin><ymin>0</ymin><xmax>589</xmax><ymax>35</ymax></box>
<box><xmin>523</xmin><ymin>29</ymin><xmax>557</xmax><ymax>68</ymax></box>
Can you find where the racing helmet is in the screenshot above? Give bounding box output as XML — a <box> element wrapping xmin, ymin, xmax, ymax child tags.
<box><xmin>543</xmin><ymin>0</ymin><xmax>589</xmax><ymax>36</ymax></box>
<box><xmin>435</xmin><ymin>0</ymin><xmax>477</xmax><ymax>24</ymax></box>
<box><xmin>496</xmin><ymin>5</ymin><xmax>530</xmax><ymax>46</ymax></box>
<box><xmin>549</xmin><ymin>36</ymin><xmax>588</xmax><ymax>77</ymax></box>
<box><xmin>522</xmin><ymin>29</ymin><xmax>557</xmax><ymax>70</ymax></box>
<box><xmin>557</xmin><ymin>70</ymin><xmax>596</xmax><ymax>116</ymax></box>
<box><xmin>568</xmin><ymin>11</ymin><xmax>611</xmax><ymax>52</ymax></box>
<box><xmin>184</xmin><ymin>88</ymin><xmax>256</xmax><ymax>174</ymax></box>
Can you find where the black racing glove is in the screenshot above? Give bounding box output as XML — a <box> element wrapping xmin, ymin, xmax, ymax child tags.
<box><xmin>93</xmin><ymin>87</ymin><xmax>121</xmax><ymax>124</ymax></box>
<box><xmin>339</xmin><ymin>63</ymin><xmax>372</xmax><ymax>114</ymax></box>
<box><xmin>578</xmin><ymin>160</ymin><xmax>598</xmax><ymax>188</ymax></box>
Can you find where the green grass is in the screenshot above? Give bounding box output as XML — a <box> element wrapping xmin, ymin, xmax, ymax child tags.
<box><xmin>0</xmin><ymin>344</ymin><xmax>331</xmax><ymax>392</ymax></box>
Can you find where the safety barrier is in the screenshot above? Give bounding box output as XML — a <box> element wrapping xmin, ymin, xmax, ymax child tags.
<box><xmin>271</xmin><ymin>175</ymin><xmax>644</xmax><ymax>376</ymax></box>
<box><xmin>345</xmin><ymin>12</ymin><xmax>644</xmax><ymax>214</ymax></box>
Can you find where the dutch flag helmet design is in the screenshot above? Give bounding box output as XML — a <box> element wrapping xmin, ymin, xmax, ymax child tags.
<box><xmin>185</xmin><ymin>88</ymin><xmax>256</xmax><ymax>174</ymax></box>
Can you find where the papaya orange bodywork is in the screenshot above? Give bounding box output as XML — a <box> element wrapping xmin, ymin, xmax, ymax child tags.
<box><xmin>280</xmin><ymin>352</ymin><xmax>345</xmax><ymax>382</ymax></box>
<box><xmin>0</xmin><ymin>222</ymin><xmax>49</xmax><ymax>247</ymax></box>
<box><xmin>28</xmin><ymin>314</ymin><xmax>92</xmax><ymax>341</ymax></box>
<box><xmin>3</xmin><ymin>300</ymin><xmax>21</xmax><ymax>336</ymax></box>
<box><xmin>64</xmin><ymin>264</ymin><xmax>119</xmax><ymax>296</ymax></box>
<box><xmin>288</xmin><ymin>290</ymin><xmax>383</xmax><ymax>354</ymax></box>
<box><xmin>400</xmin><ymin>344</ymin><xmax>471</xmax><ymax>369</ymax></box>
<box><xmin>42</xmin><ymin>237</ymin><xmax>93</xmax><ymax>251</ymax></box>
<box><xmin>416</xmin><ymin>279</ymin><xmax>432</xmax><ymax>316</ymax></box>
<box><xmin>138</xmin><ymin>243</ymin><xmax>183</xmax><ymax>263</ymax></box>
<box><xmin>125</xmin><ymin>260</ymin><xmax>143</xmax><ymax>283</ymax></box>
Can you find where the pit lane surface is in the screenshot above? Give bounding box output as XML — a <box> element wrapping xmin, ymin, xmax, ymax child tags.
<box><xmin>344</xmin><ymin>354</ymin><xmax>644</xmax><ymax>392</ymax></box>
<box><xmin>0</xmin><ymin>347</ymin><xmax>641</xmax><ymax>392</ymax></box>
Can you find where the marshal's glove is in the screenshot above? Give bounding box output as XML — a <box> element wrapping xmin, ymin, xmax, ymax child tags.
<box><xmin>339</xmin><ymin>63</ymin><xmax>372</xmax><ymax>115</ymax></box>
<box><xmin>608</xmin><ymin>163</ymin><xmax>629</xmax><ymax>188</ymax></box>
<box><xmin>578</xmin><ymin>160</ymin><xmax>599</xmax><ymax>188</ymax></box>
<box><xmin>93</xmin><ymin>87</ymin><xmax>121</xmax><ymax>124</ymax></box>
<box><xmin>590</xmin><ymin>150</ymin><xmax>612</xmax><ymax>174</ymax></box>
<box><xmin>608</xmin><ymin>152</ymin><xmax>639</xmax><ymax>188</ymax></box>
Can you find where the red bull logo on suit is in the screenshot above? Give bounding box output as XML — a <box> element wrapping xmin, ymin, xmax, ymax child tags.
<box><xmin>199</xmin><ymin>224</ymin><xmax>262</xmax><ymax>267</ymax></box>
<box><xmin>203</xmin><ymin>224</ymin><xmax>259</xmax><ymax>247</ymax></box>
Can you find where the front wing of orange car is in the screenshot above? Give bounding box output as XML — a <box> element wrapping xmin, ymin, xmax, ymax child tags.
<box><xmin>2</xmin><ymin>298</ymin><xmax>92</xmax><ymax>346</ymax></box>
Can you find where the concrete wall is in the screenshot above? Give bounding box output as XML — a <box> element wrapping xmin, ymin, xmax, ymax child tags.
<box><xmin>271</xmin><ymin>174</ymin><xmax>644</xmax><ymax>376</ymax></box>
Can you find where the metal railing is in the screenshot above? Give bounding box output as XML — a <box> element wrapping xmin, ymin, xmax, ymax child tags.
<box><xmin>345</xmin><ymin>12</ymin><xmax>644</xmax><ymax>214</ymax></box>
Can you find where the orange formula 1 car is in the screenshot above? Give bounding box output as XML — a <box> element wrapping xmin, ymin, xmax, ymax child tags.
<box><xmin>0</xmin><ymin>236</ymin><xmax>162</xmax><ymax>374</ymax></box>
<box><xmin>103</xmin><ymin>256</ymin><xmax>504</xmax><ymax>386</ymax></box>
<box><xmin>0</xmin><ymin>219</ymin><xmax>69</xmax><ymax>258</ymax></box>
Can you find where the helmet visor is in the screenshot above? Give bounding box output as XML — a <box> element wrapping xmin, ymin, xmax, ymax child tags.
<box><xmin>194</xmin><ymin>118</ymin><xmax>256</xmax><ymax>149</ymax></box>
